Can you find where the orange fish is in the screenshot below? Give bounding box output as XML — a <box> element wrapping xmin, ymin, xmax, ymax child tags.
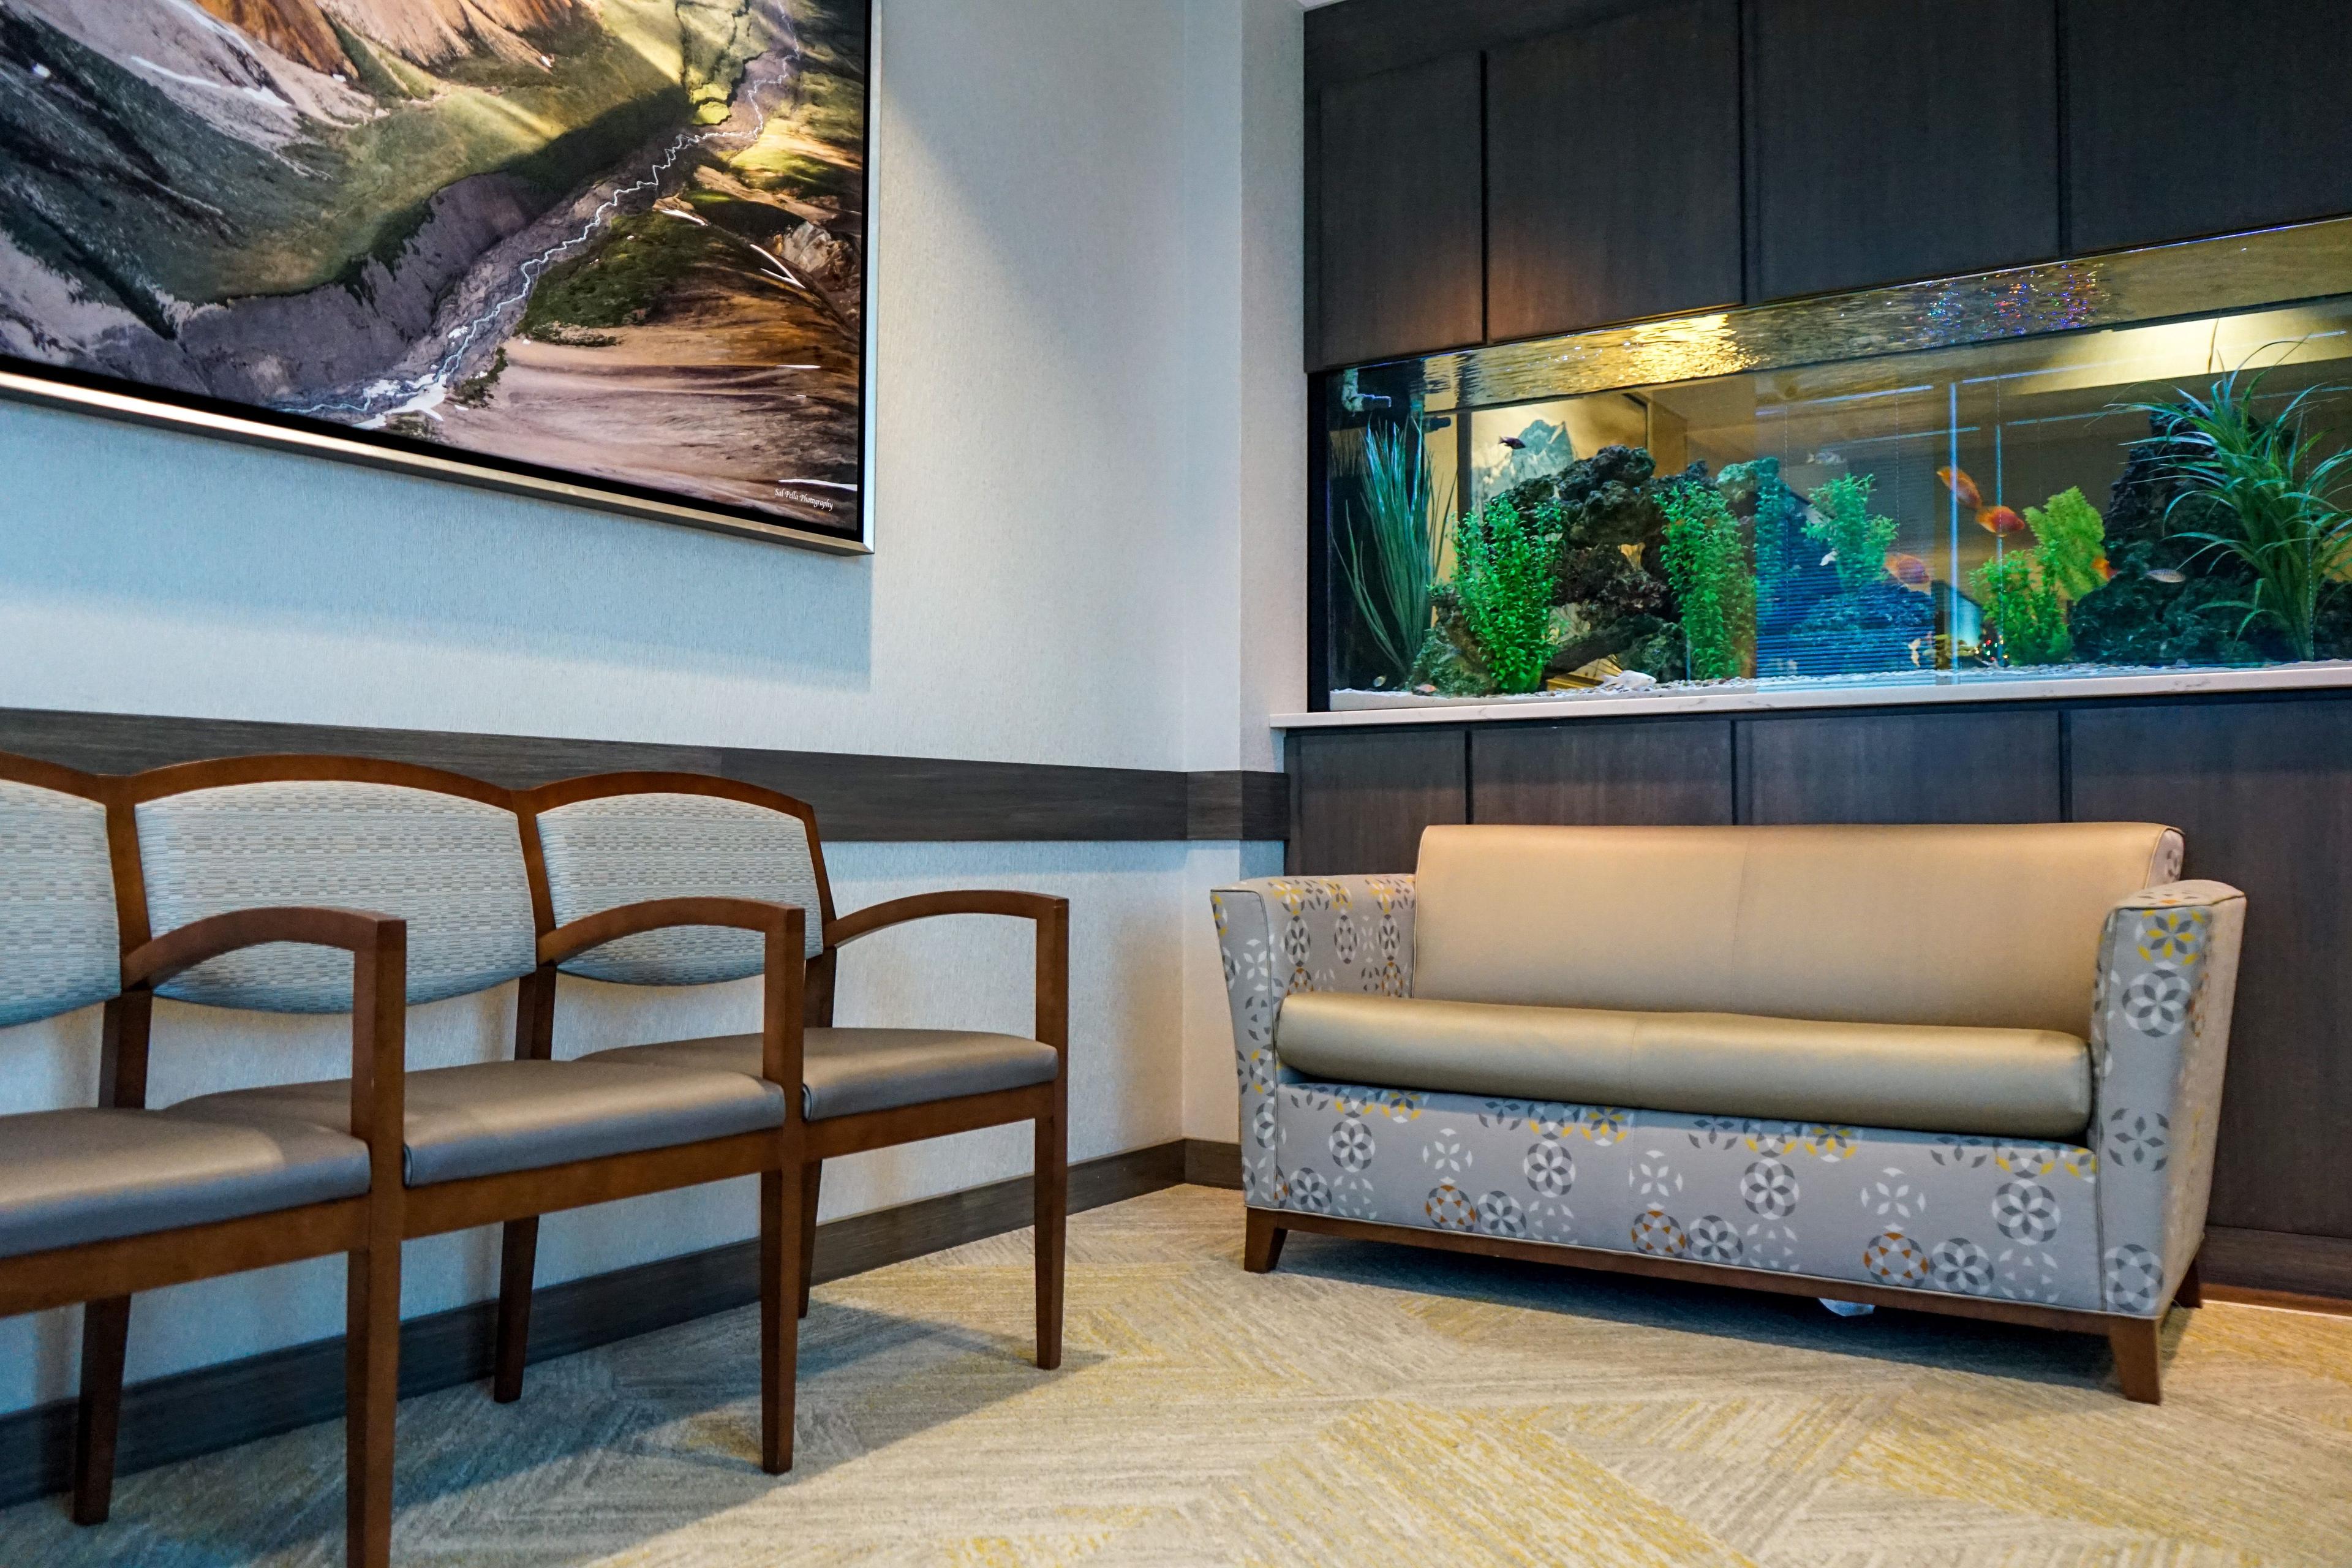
<box><xmin>2092</xmin><ymin>554</ymin><xmax>2114</xmax><ymax>582</ymax></box>
<box><xmin>1976</xmin><ymin>504</ymin><xmax>2027</xmax><ymax>538</ymax></box>
<box><xmin>1883</xmin><ymin>551</ymin><xmax>1932</xmax><ymax>589</ymax></box>
<box><xmin>1937</xmin><ymin>466</ymin><xmax>1982</xmax><ymax>511</ymax></box>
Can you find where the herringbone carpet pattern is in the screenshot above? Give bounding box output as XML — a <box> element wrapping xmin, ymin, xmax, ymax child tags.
<box><xmin>7</xmin><ymin>1185</ymin><xmax>2349</xmax><ymax>1566</ymax></box>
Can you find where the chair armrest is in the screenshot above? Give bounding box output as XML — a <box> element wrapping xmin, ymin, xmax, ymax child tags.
<box><xmin>2090</xmin><ymin>879</ymin><xmax>2247</xmax><ymax>1316</ymax></box>
<box><xmin>823</xmin><ymin>891</ymin><xmax>1069</xmax><ymax>1055</ymax></box>
<box><xmin>123</xmin><ymin>907</ymin><xmax>406</xmax><ymax>991</ymax></box>
<box><xmin>539</xmin><ymin>898</ymin><xmax>807</xmax><ymax>1092</ymax></box>
<box><xmin>1209</xmin><ymin>875</ymin><xmax>1415</xmax><ymax>1204</ymax></box>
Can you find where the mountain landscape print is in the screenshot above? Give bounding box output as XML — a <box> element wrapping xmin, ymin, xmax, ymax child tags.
<box><xmin>0</xmin><ymin>0</ymin><xmax>870</xmax><ymax>545</ymax></box>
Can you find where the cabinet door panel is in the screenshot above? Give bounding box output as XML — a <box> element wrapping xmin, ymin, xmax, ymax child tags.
<box><xmin>1487</xmin><ymin>2</ymin><xmax>1743</xmax><ymax>339</ymax></box>
<box><xmin>2067</xmin><ymin>0</ymin><xmax>2352</xmax><ymax>253</ymax></box>
<box><xmin>1472</xmin><ymin>719</ymin><xmax>1733</xmax><ymax>825</ymax></box>
<box><xmin>1749</xmin><ymin>0</ymin><xmax>2059</xmax><ymax>300</ymax></box>
<box><xmin>1314</xmin><ymin>54</ymin><xmax>1485</xmax><ymax>369</ymax></box>
<box><xmin>1738</xmin><ymin>710</ymin><xmax>2062</xmax><ymax>824</ymax></box>
<box><xmin>1288</xmin><ymin>729</ymin><xmax>1468</xmax><ymax>875</ymax></box>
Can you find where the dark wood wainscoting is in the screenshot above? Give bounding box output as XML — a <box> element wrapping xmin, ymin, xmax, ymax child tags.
<box><xmin>0</xmin><ymin>707</ymin><xmax>1286</xmax><ymax>843</ymax></box>
<box><xmin>1284</xmin><ymin>690</ymin><xmax>2352</xmax><ymax>1300</ymax></box>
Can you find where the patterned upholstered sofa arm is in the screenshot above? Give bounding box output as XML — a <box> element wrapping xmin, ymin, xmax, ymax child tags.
<box><xmin>2090</xmin><ymin>879</ymin><xmax>2246</xmax><ymax>1316</ymax></box>
<box><xmin>1211</xmin><ymin>875</ymin><xmax>1414</xmax><ymax>1203</ymax></box>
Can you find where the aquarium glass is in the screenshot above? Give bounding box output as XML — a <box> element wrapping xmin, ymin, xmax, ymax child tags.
<box><xmin>1321</xmin><ymin>227</ymin><xmax>2352</xmax><ymax>708</ymax></box>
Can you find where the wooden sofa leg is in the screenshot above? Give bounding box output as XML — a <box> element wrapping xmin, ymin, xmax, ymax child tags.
<box><xmin>2109</xmin><ymin>1317</ymin><xmax>2163</xmax><ymax>1404</ymax></box>
<box><xmin>1243</xmin><ymin>1208</ymin><xmax>1287</xmax><ymax>1275</ymax></box>
<box><xmin>759</xmin><ymin>1166</ymin><xmax>800</xmax><ymax>1475</ymax></box>
<box><xmin>346</xmin><ymin>1245</ymin><xmax>400</xmax><ymax>1568</ymax></box>
<box><xmin>491</xmin><ymin>1218</ymin><xmax>538</xmax><ymax>1403</ymax></box>
<box><xmin>1034</xmin><ymin>1107</ymin><xmax>1066</xmax><ymax>1371</ymax></box>
<box><xmin>2176</xmin><ymin>1253</ymin><xmax>2203</xmax><ymax>1309</ymax></box>
<box><xmin>798</xmin><ymin>1160</ymin><xmax>821</xmax><ymax>1320</ymax></box>
<box><xmin>70</xmin><ymin>1295</ymin><xmax>131</xmax><ymax>1526</ymax></box>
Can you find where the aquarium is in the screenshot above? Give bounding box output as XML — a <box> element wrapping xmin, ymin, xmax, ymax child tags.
<box><xmin>1317</xmin><ymin>220</ymin><xmax>2352</xmax><ymax>710</ymax></box>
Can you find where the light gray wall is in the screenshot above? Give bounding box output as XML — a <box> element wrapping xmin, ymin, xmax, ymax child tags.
<box><xmin>0</xmin><ymin>0</ymin><xmax>1303</xmax><ymax>1413</ymax></box>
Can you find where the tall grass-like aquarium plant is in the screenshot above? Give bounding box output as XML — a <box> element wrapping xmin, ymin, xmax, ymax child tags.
<box><xmin>1334</xmin><ymin>422</ymin><xmax>1453</xmax><ymax>687</ymax></box>
<box><xmin>2141</xmin><ymin>367</ymin><xmax>2352</xmax><ymax>661</ymax></box>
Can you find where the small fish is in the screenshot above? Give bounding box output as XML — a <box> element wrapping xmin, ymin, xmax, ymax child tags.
<box><xmin>1499</xmin><ymin>435</ymin><xmax>1526</xmax><ymax>451</ymax></box>
<box><xmin>1819</xmin><ymin>550</ymin><xmax>1838</xmax><ymax>567</ymax></box>
<box><xmin>1883</xmin><ymin>551</ymin><xmax>1932</xmax><ymax>589</ymax></box>
<box><xmin>2092</xmin><ymin>554</ymin><xmax>2114</xmax><ymax>583</ymax></box>
<box><xmin>2146</xmin><ymin>567</ymin><xmax>2187</xmax><ymax>584</ymax></box>
<box><xmin>1975</xmin><ymin>504</ymin><xmax>2028</xmax><ymax>538</ymax></box>
<box><xmin>1937</xmin><ymin>465</ymin><xmax>1982</xmax><ymax>511</ymax></box>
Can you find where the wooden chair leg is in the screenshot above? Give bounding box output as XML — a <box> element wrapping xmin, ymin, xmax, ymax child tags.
<box><xmin>69</xmin><ymin>1295</ymin><xmax>131</xmax><ymax>1526</ymax></box>
<box><xmin>797</xmin><ymin>1160</ymin><xmax>821</xmax><ymax>1320</ymax></box>
<box><xmin>759</xmin><ymin>1165</ymin><xmax>801</xmax><ymax>1475</ymax></box>
<box><xmin>491</xmin><ymin>1217</ymin><xmax>538</xmax><ymax>1403</ymax></box>
<box><xmin>1033</xmin><ymin>1107</ymin><xmax>1066</xmax><ymax>1371</ymax></box>
<box><xmin>345</xmin><ymin>1245</ymin><xmax>400</xmax><ymax>1568</ymax></box>
<box><xmin>2176</xmin><ymin>1251</ymin><xmax>2203</xmax><ymax>1309</ymax></box>
<box><xmin>2109</xmin><ymin>1317</ymin><xmax>2163</xmax><ymax>1404</ymax></box>
<box><xmin>1243</xmin><ymin>1208</ymin><xmax>1287</xmax><ymax>1275</ymax></box>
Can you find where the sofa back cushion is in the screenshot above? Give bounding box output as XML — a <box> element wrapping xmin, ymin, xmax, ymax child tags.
<box><xmin>535</xmin><ymin>791</ymin><xmax>826</xmax><ymax>984</ymax></box>
<box><xmin>0</xmin><ymin>780</ymin><xmax>119</xmax><ymax>1027</ymax></box>
<box><xmin>1412</xmin><ymin>821</ymin><xmax>2181</xmax><ymax>1036</ymax></box>
<box><xmin>135</xmin><ymin>782</ymin><xmax>538</xmax><ymax>1012</ymax></box>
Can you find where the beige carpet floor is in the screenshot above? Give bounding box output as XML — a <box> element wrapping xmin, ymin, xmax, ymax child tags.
<box><xmin>6</xmin><ymin>1184</ymin><xmax>2350</xmax><ymax>1567</ymax></box>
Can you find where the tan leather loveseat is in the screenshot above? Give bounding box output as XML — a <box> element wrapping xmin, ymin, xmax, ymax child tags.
<box><xmin>1213</xmin><ymin>823</ymin><xmax>2245</xmax><ymax>1401</ymax></box>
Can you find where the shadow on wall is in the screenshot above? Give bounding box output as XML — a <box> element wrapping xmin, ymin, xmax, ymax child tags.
<box><xmin>0</xmin><ymin>404</ymin><xmax>875</xmax><ymax>693</ymax></box>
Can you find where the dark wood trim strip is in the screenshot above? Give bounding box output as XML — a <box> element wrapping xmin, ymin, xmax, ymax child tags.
<box><xmin>0</xmin><ymin>708</ymin><xmax>1287</xmax><ymax>843</ymax></box>
<box><xmin>2201</xmin><ymin>1225</ymin><xmax>2352</xmax><ymax>1300</ymax></box>
<box><xmin>1182</xmin><ymin>1139</ymin><xmax>1245</xmax><ymax>1191</ymax></box>
<box><xmin>0</xmin><ymin>1140</ymin><xmax>1194</xmax><ymax>1511</ymax></box>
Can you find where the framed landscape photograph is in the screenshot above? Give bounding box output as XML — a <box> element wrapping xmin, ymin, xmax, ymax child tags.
<box><xmin>0</xmin><ymin>0</ymin><xmax>875</xmax><ymax>553</ymax></box>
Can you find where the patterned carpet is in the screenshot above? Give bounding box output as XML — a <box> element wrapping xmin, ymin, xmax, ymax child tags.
<box><xmin>6</xmin><ymin>1185</ymin><xmax>2350</xmax><ymax>1567</ymax></box>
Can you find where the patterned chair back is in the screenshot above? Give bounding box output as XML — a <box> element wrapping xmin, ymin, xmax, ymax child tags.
<box><xmin>524</xmin><ymin>774</ymin><xmax>832</xmax><ymax>984</ymax></box>
<box><xmin>120</xmin><ymin>758</ymin><xmax>538</xmax><ymax>1013</ymax></box>
<box><xmin>0</xmin><ymin>757</ymin><xmax>120</xmax><ymax>1028</ymax></box>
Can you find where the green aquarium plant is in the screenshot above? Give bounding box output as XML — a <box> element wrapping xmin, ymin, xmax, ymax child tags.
<box><xmin>1804</xmin><ymin>473</ymin><xmax>1899</xmax><ymax>597</ymax></box>
<box><xmin>1969</xmin><ymin>549</ymin><xmax>2071</xmax><ymax>665</ymax></box>
<box><xmin>2135</xmin><ymin>368</ymin><xmax>2352</xmax><ymax>661</ymax></box>
<box><xmin>1659</xmin><ymin>480</ymin><xmax>1755</xmax><ymax>680</ymax></box>
<box><xmin>2024</xmin><ymin>486</ymin><xmax>2109</xmax><ymax>601</ymax></box>
<box><xmin>1334</xmin><ymin>421</ymin><xmax>1455</xmax><ymax>687</ymax></box>
<box><xmin>1450</xmin><ymin>495</ymin><xmax>1562</xmax><ymax>693</ymax></box>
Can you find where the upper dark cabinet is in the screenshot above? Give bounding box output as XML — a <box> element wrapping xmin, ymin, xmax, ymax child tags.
<box><xmin>1748</xmin><ymin>0</ymin><xmax>2060</xmax><ymax>300</ymax></box>
<box><xmin>1313</xmin><ymin>53</ymin><xmax>1485</xmax><ymax>369</ymax></box>
<box><xmin>1487</xmin><ymin>1</ymin><xmax>1743</xmax><ymax>340</ymax></box>
<box><xmin>2067</xmin><ymin>1</ymin><xmax>2352</xmax><ymax>254</ymax></box>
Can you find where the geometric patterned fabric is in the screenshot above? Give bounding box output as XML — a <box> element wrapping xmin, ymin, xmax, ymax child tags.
<box><xmin>1215</xmin><ymin>867</ymin><xmax>2245</xmax><ymax>1320</ymax></box>
<box><xmin>0</xmin><ymin>780</ymin><xmax>118</xmax><ymax>1027</ymax></box>
<box><xmin>135</xmin><ymin>782</ymin><xmax>538</xmax><ymax>1012</ymax></box>
<box><xmin>536</xmin><ymin>791</ymin><xmax>826</xmax><ymax>981</ymax></box>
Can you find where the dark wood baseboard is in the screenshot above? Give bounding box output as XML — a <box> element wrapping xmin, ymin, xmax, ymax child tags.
<box><xmin>0</xmin><ymin>707</ymin><xmax>1287</xmax><ymax>843</ymax></box>
<box><xmin>2200</xmin><ymin>1225</ymin><xmax>2352</xmax><ymax>1301</ymax></box>
<box><xmin>1182</xmin><ymin>1139</ymin><xmax>1243</xmax><ymax>1190</ymax></box>
<box><xmin>0</xmin><ymin>1140</ymin><xmax>1191</xmax><ymax>1510</ymax></box>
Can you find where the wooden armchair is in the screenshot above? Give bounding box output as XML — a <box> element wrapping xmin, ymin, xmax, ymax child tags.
<box><xmin>0</xmin><ymin>756</ymin><xmax>404</xmax><ymax>1568</ymax></box>
<box><xmin>492</xmin><ymin>772</ymin><xmax>1071</xmax><ymax>1395</ymax></box>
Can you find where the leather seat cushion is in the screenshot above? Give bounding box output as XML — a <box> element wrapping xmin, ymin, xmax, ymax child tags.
<box><xmin>1277</xmin><ymin>992</ymin><xmax>2092</xmax><ymax>1140</ymax></box>
<box><xmin>0</xmin><ymin>1107</ymin><xmax>369</xmax><ymax>1259</ymax></box>
<box><xmin>585</xmin><ymin>1028</ymin><xmax>1061</xmax><ymax>1121</ymax></box>
<box><xmin>169</xmin><ymin>1060</ymin><xmax>785</xmax><ymax>1188</ymax></box>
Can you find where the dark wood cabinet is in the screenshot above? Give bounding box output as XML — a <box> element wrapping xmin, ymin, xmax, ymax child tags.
<box><xmin>2066</xmin><ymin>0</ymin><xmax>2352</xmax><ymax>254</ymax></box>
<box><xmin>1486</xmin><ymin>2</ymin><xmax>1742</xmax><ymax>340</ymax></box>
<box><xmin>2070</xmin><ymin>698</ymin><xmax>2352</xmax><ymax>1239</ymax></box>
<box><xmin>1312</xmin><ymin>54</ymin><xmax>1485</xmax><ymax>369</ymax></box>
<box><xmin>1472</xmin><ymin>718</ymin><xmax>1733</xmax><ymax>824</ymax></box>
<box><xmin>1737</xmin><ymin>710</ymin><xmax>2063</xmax><ymax>824</ymax></box>
<box><xmin>1746</xmin><ymin>0</ymin><xmax>2060</xmax><ymax>300</ymax></box>
<box><xmin>1287</xmin><ymin>728</ymin><xmax>1467</xmax><ymax>873</ymax></box>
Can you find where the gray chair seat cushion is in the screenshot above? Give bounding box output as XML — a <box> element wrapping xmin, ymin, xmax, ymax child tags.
<box><xmin>0</xmin><ymin>1107</ymin><xmax>369</xmax><ymax>1259</ymax></box>
<box><xmin>1278</xmin><ymin>992</ymin><xmax>2092</xmax><ymax>1140</ymax></box>
<box><xmin>169</xmin><ymin>1060</ymin><xmax>785</xmax><ymax>1188</ymax></box>
<box><xmin>585</xmin><ymin>1028</ymin><xmax>1061</xmax><ymax>1121</ymax></box>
